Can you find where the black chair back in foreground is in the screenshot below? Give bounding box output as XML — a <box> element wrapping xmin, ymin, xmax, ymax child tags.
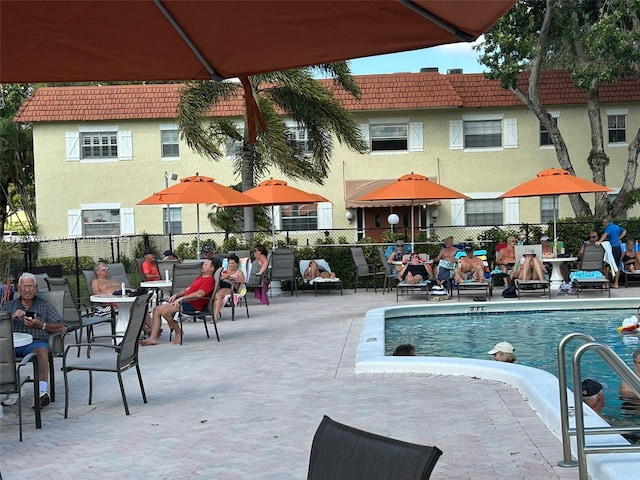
<box><xmin>307</xmin><ymin>415</ymin><xmax>442</xmax><ymax>480</ymax></box>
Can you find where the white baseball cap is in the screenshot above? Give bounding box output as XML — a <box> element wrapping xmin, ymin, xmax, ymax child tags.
<box><xmin>487</xmin><ymin>342</ymin><xmax>515</xmax><ymax>354</ymax></box>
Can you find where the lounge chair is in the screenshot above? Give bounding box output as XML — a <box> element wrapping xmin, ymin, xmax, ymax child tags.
<box><xmin>299</xmin><ymin>259</ymin><xmax>342</xmax><ymax>296</ymax></box>
<box><xmin>619</xmin><ymin>242</ymin><xmax>640</xmax><ymax>287</ymax></box>
<box><xmin>513</xmin><ymin>245</ymin><xmax>551</xmax><ymax>299</ymax></box>
<box><xmin>570</xmin><ymin>244</ymin><xmax>611</xmax><ymax>298</ymax></box>
<box><xmin>454</xmin><ymin>249</ymin><xmax>492</xmax><ymax>301</ymax></box>
<box><xmin>307</xmin><ymin>415</ymin><xmax>442</xmax><ymax>480</ymax></box>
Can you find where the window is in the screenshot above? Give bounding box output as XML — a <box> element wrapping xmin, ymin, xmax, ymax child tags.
<box><xmin>161</xmin><ymin>130</ymin><xmax>179</xmax><ymax>158</ymax></box>
<box><xmin>540</xmin><ymin>197</ymin><xmax>558</xmax><ymax>223</ymax></box>
<box><xmin>370</xmin><ymin>124</ymin><xmax>408</xmax><ymax>151</ymax></box>
<box><xmin>280</xmin><ymin>204</ymin><xmax>317</xmax><ymax>230</ymax></box>
<box><xmin>287</xmin><ymin>124</ymin><xmax>311</xmax><ymax>154</ymax></box>
<box><xmin>163</xmin><ymin>207</ymin><xmax>182</xmax><ymax>234</ymax></box>
<box><xmin>540</xmin><ymin>115</ymin><xmax>559</xmax><ymax>146</ymax></box>
<box><xmin>608</xmin><ymin>115</ymin><xmax>626</xmax><ymax>143</ymax></box>
<box><xmin>464</xmin><ymin>120</ymin><xmax>501</xmax><ymax>148</ymax></box>
<box><xmin>81</xmin><ymin>131</ymin><xmax>118</xmax><ymax>159</ymax></box>
<box><xmin>465</xmin><ymin>199</ymin><xmax>503</xmax><ymax>226</ymax></box>
<box><xmin>83</xmin><ymin>209</ymin><xmax>120</xmax><ymax>236</ymax></box>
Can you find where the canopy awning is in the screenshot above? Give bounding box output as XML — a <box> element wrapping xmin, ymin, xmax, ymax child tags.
<box><xmin>345</xmin><ymin>180</ymin><xmax>440</xmax><ymax>208</ymax></box>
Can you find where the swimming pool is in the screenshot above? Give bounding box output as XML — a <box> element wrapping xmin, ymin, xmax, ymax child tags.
<box><xmin>356</xmin><ymin>298</ymin><xmax>640</xmax><ymax>480</ymax></box>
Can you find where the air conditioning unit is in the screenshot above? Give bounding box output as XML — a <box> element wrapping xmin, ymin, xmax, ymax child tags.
<box><xmin>447</xmin><ymin>68</ymin><xmax>464</xmax><ymax>74</ymax></box>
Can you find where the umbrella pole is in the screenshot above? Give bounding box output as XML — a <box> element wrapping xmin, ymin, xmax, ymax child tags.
<box><xmin>410</xmin><ymin>202</ymin><xmax>415</xmax><ymax>252</ymax></box>
<box><xmin>553</xmin><ymin>195</ymin><xmax>558</xmax><ymax>256</ymax></box>
<box><xmin>271</xmin><ymin>205</ymin><xmax>277</xmax><ymax>250</ymax></box>
<box><xmin>196</xmin><ymin>204</ymin><xmax>201</xmax><ymax>259</ymax></box>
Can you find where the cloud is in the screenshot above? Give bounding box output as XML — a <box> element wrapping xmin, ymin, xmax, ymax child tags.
<box><xmin>435</xmin><ymin>35</ymin><xmax>485</xmax><ymax>55</ymax></box>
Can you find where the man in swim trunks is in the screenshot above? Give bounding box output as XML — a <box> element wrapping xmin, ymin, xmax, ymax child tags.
<box><xmin>454</xmin><ymin>246</ymin><xmax>487</xmax><ymax>284</ymax></box>
<box><xmin>433</xmin><ymin>236</ymin><xmax>459</xmax><ymax>286</ymax></box>
<box><xmin>496</xmin><ymin>236</ymin><xmax>517</xmax><ymax>286</ymax></box>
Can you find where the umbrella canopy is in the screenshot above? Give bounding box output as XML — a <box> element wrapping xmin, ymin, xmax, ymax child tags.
<box><xmin>357</xmin><ymin>173</ymin><xmax>469</xmax><ymax>249</ymax></box>
<box><xmin>138</xmin><ymin>174</ymin><xmax>256</xmax><ymax>257</ymax></box>
<box><xmin>500</xmin><ymin>168</ymin><xmax>612</xmax><ymax>251</ymax></box>
<box><xmin>243</xmin><ymin>179</ymin><xmax>330</xmax><ymax>248</ymax></box>
<box><xmin>0</xmin><ymin>1</ymin><xmax>516</xmax><ymax>84</ymax></box>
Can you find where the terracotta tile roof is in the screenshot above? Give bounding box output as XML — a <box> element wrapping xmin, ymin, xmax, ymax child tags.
<box><xmin>14</xmin><ymin>71</ymin><xmax>640</xmax><ymax>123</ymax></box>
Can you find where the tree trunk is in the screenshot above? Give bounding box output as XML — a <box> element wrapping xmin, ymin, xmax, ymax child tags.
<box><xmin>241</xmin><ymin>141</ymin><xmax>256</xmax><ymax>242</ymax></box>
<box><xmin>613</xmin><ymin>125</ymin><xmax>640</xmax><ymax>217</ymax></box>
<box><xmin>584</xmin><ymin>81</ymin><xmax>611</xmax><ymax>217</ymax></box>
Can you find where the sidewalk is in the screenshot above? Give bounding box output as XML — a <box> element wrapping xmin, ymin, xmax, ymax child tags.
<box><xmin>3</xmin><ymin>286</ymin><xmax>634</xmax><ymax>479</ymax></box>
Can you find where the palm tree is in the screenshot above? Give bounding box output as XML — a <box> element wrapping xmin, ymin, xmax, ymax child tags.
<box><xmin>177</xmin><ymin>63</ymin><xmax>368</xmax><ymax>234</ymax></box>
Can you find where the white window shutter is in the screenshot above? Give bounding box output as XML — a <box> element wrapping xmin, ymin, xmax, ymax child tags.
<box><xmin>503</xmin><ymin>118</ymin><xmax>518</xmax><ymax>148</ymax></box>
<box><xmin>68</xmin><ymin>209</ymin><xmax>82</xmax><ymax>236</ymax></box>
<box><xmin>66</xmin><ymin>132</ymin><xmax>80</xmax><ymax>161</ymax></box>
<box><xmin>317</xmin><ymin>202</ymin><xmax>333</xmax><ymax>229</ymax></box>
<box><xmin>409</xmin><ymin>122</ymin><xmax>424</xmax><ymax>151</ymax></box>
<box><xmin>359</xmin><ymin>123</ymin><xmax>370</xmax><ymax>149</ymax></box>
<box><xmin>504</xmin><ymin>198</ymin><xmax>520</xmax><ymax>224</ymax></box>
<box><xmin>449</xmin><ymin>120</ymin><xmax>463</xmax><ymax>150</ymax></box>
<box><xmin>272</xmin><ymin>206</ymin><xmax>282</xmax><ymax>230</ymax></box>
<box><xmin>450</xmin><ymin>199</ymin><xmax>465</xmax><ymax>226</ymax></box>
<box><xmin>120</xmin><ymin>208</ymin><xmax>135</xmax><ymax>235</ymax></box>
<box><xmin>118</xmin><ymin>131</ymin><xmax>133</xmax><ymax>160</ymax></box>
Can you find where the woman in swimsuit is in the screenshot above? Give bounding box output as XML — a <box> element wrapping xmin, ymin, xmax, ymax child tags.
<box><xmin>213</xmin><ymin>254</ymin><xmax>246</xmax><ymax>319</ymax></box>
<box><xmin>621</xmin><ymin>239</ymin><xmax>639</xmax><ymax>272</ymax></box>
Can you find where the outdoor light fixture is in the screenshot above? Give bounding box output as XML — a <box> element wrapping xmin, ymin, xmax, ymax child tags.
<box><xmin>387</xmin><ymin>213</ymin><xmax>400</xmax><ymax>232</ymax></box>
<box><xmin>431</xmin><ymin>208</ymin><xmax>440</xmax><ymax>219</ymax></box>
<box><xmin>345</xmin><ymin>210</ymin><xmax>354</xmax><ymax>223</ymax></box>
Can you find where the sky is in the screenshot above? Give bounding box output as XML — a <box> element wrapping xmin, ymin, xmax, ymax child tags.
<box><xmin>347</xmin><ymin>37</ymin><xmax>486</xmax><ymax>76</ymax></box>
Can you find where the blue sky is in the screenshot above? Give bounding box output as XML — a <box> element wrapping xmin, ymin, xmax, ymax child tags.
<box><xmin>347</xmin><ymin>38</ymin><xmax>486</xmax><ymax>75</ymax></box>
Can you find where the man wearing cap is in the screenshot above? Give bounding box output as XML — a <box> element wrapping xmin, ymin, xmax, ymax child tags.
<box><xmin>487</xmin><ymin>342</ymin><xmax>516</xmax><ymax>363</ymax></box>
<box><xmin>163</xmin><ymin>250</ymin><xmax>180</xmax><ymax>261</ymax></box>
<box><xmin>385</xmin><ymin>239</ymin><xmax>411</xmax><ymax>276</ymax></box>
<box><xmin>582</xmin><ymin>379</ymin><xmax>605</xmax><ymax>415</ymax></box>
<box><xmin>202</xmin><ymin>245</ymin><xmax>214</xmax><ymax>260</ymax></box>
<box><xmin>512</xmin><ymin>248</ymin><xmax>546</xmax><ymax>281</ymax></box>
<box><xmin>141</xmin><ymin>249</ymin><xmax>160</xmax><ymax>281</ymax></box>
<box><xmin>454</xmin><ymin>245</ymin><xmax>486</xmax><ymax>284</ymax></box>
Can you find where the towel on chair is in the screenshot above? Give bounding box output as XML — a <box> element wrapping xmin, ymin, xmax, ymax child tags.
<box><xmin>601</xmin><ymin>241</ymin><xmax>618</xmax><ymax>274</ymax></box>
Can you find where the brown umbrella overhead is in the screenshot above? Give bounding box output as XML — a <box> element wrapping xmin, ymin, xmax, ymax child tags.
<box><xmin>500</xmin><ymin>168</ymin><xmax>612</xmax><ymax>250</ymax></box>
<box><xmin>357</xmin><ymin>173</ymin><xmax>468</xmax><ymax>249</ymax></box>
<box><xmin>0</xmin><ymin>0</ymin><xmax>516</xmax><ymax>142</ymax></box>
<box><xmin>138</xmin><ymin>174</ymin><xmax>256</xmax><ymax>257</ymax></box>
<box><xmin>243</xmin><ymin>179</ymin><xmax>330</xmax><ymax>248</ymax></box>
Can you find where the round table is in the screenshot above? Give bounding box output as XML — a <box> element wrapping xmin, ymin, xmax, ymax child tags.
<box><xmin>13</xmin><ymin>332</ymin><xmax>33</xmax><ymax>347</ymax></box>
<box><xmin>140</xmin><ymin>279</ymin><xmax>173</xmax><ymax>302</ymax></box>
<box><xmin>90</xmin><ymin>294</ymin><xmax>138</xmax><ymax>337</ymax></box>
<box><xmin>544</xmin><ymin>256</ymin><xmax>577</xmax><ymax>291</ymax></box>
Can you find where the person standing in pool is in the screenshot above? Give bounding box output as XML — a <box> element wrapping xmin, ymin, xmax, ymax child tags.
<box><xmin>620</xmin><ymin>347</ymin><xmax>640</xmax><ymax>399</ymax></box>
<box><xmin>393</xmin><ymin>344</ymin><xmax>416</xmax><ymax>356</ymax></box>
<box><xmin>487</xmin><ymin>342</ymin><xmax>516</xmax><ymax>363</ymax></box>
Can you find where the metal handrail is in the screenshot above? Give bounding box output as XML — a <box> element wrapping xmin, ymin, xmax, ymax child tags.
<box><xmin>557</xmin><ymin>333</ymin><xmax>640</xmax><ymax>480</ymax></box>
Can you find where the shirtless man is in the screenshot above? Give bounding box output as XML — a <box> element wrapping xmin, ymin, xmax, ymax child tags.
<box><xmin>433</xmin><ymin>236</ymin><xmax>459</xmax><ymax>286</ymax></box>
<box><xmin>91</xmin><ymin>263</ymin><xmax>124</xmax><ymax>295</ymax></box>
<box><xmin>454</xmin><ymin>246</ymin><xmax>487</xmax><ymax>283</ymax></box>
<box><xmin>496</xmin><ymin>236</ymin><xmax>517</xmax><ymax>286</ymax></box>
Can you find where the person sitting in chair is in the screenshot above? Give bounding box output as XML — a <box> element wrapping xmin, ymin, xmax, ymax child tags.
<box><xmin>512</xmin><ymin>248</ymin><xmax>546</xmax><ymax>281</ymax></box>
<box><xmin>398</xmin><ymin>253</ymin><xmax>433</xmax><ymax>284</ymax></box>
<box><xmin>495</xmin><ymin>236</ymin><xmax>517</xmax><ymax>286</ymax></box>
<box><xmin>91</xmin><ymin>263</ymin><xmax>127</xmax><ymax>295</ymax></box>
<box><xmin>621</xmin><ymin>239</ymin><xmax>639</xmax><ymax>272</ymax></box>
<box><xmin>454</xmin><ymin>246</ymin><xmax>487</xmax><ymax>283</ymax></box>
<box><xmin>213</xmin><ymin>254</ymin><xmax>246</xmax><ymax>320</ymax></box>
<box><xmin>141</xmin><ymin>249</ymin><xmax>160</xmax><ymax>281</ymax></box>
<box><xmin>303</xmin><ymin>260</ymin><xmax>336</xmax><ymax>281</ymax></box>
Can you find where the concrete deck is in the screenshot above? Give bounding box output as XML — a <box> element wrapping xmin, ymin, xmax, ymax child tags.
<box><xmin>1</xmin><ymin>285</ymin><xmax>637</xmax><ymax>479</ymax></box>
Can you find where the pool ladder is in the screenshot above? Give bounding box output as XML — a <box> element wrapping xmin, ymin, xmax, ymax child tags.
<box><xmin>557</xmin><ymin>332</ymin><xmax>640</xmax><ymax>479</ymax></box>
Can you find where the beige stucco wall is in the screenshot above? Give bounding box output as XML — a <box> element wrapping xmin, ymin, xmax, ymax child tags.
<box><xmin>32</xmin><ymin>101</ymin><xmax>638</xmax><ymax>239</ymax></box>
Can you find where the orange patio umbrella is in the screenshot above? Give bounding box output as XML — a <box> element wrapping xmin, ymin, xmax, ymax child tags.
<box><xmin>357</xmin><ymin>173</ymin><xmax>469</xmax><ymax>250</ymax></box>
<box><xmin>0</xmin><ymin>0</ymin><xmax>516</xmax><ymax>143</ymax></box>
<box><xmin>243</xmin><ymin>179</ymin><xmax>330</xmax><ymax>248</ymax></box>
<box><xmin>138</xmin><ymin>174</ymin><xmax>256</xmax><ymax>257</ymax></box>
<box><xmin>500</xmin><ymin>168</ymin><xmax>612</xmax><ymax>251</ymax></box>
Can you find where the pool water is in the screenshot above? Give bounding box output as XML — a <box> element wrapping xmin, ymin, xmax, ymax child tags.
<box><xmin>385</xmin><ymin>308</ymin><xmax>640</xmax><ymax>421</ymax></box>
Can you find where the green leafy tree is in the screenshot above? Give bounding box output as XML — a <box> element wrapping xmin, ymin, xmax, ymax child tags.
<box><xmin>177</xmin><ymin>63</ymin><xmax>368</xmax><ymax>235</ymax></box>
<box><xmin>0</xmin><ymin>84</ymin><xmax>36</xmax><ymax>236</ymax></box>
<box><xmin>479</xmin><ymin>0</ymin><xmax>640</xmax><ymax>217</ymax></box>
<box><xmin>206</xmin><ymin>183</ymin><xmax>271</xmax><ymax>238</ymax></box>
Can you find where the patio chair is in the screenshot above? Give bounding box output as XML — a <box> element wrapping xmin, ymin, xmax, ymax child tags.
<box><xmin>350</xmin><ymin>247</ymin><xmax>384</xmax><ymax>293</ymax></box>
<box><xmin>513</xmin><ymin>245</ymin><xmax>551</xmax><ymax>299</ymax></box>
<box><xmin>377</xmin><ymin>247</ymin><xmax>399</xmax><ymax>294</ymax></box>
<box><xmin>269</xmin><ymin>248</ymin><xmax>297</xmax><ymax>297</ymax></box>
<box><xmin>174</xmin><ymin>268</ymin><xmax>219</xmax><ymax>345</ymax></box>
<box><xmin>570</xmin><ymin>244</ymin><xmax>611</xmax><ymax>298</ymax></box>
<box><xmin>0</xmin><ymin>311</ymin><xmax>42</xmax><ymax>441</ymax></box>
<box><xmin>619</xmin><ymin>242</ymin><xmax>640</xmax><ymax>287</ymax></box>
<box><xmin>62</xmin><ymin>293</ymin><xmax>152</xmax><ymax>417</ymax></box>
<box><xmin>307</xmin><ymin>415</ymin><xmax>442</xmax><ymax>480</ymax></box>
<box><xmin>299</xmin><ymin>259</ymin><xmax>342</xmax><ymax>296</ymax></box>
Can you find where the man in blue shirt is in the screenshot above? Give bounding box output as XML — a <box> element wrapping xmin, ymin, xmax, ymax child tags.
<box><xmin>597</xmin><ymin>215</ymin><xmax>626</xmax><ymax>288</ymax></box>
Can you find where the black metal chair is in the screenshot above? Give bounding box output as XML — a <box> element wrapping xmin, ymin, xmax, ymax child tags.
<box><xmin>269</xmin><ymin>248</ymin><xmax>297</xmax><ymax>296</ymax></box>
<box><xmin>62</xmin><ymin>293</ymin><xmax>152</xmax><ymax>417</ymax></box>
<box><xmin>350</xmin><ymin>247</ymin><xmax>384</xmax><ymax>293</ymax></box>
<box><xmin>307</xmin><ymin>415</ymin><xmax>442</xmax><ymax>480</ymax></box>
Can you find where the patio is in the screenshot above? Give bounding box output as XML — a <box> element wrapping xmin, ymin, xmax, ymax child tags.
<box><xmin>2</xmin><ymin>287</ymin><xmax>636</xmax><ymax>479</ymax></box>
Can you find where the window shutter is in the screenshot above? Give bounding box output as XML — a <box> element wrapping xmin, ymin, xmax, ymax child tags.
<box><xmin>503</xmin><ymin>118</ymin><xmax>518</xmax><ymax>149</ymax></box>
<box><xmin>272</xmin><ymin>205</ymin><xmax>282</xmax><ymax>229</ymax></box>
<box><xmin>449</xmin><ymin>120</ymin><xmax>463</xmax><ymax>150</ymax></box>
<box><xmin>118</xmin><ymin>131</ymin><xmax>133</xmax><ymax>160</ymax></box>
<box><xmin>450</xmin><ymin>199</ymin><xmax>465</xmax><ymax>226</ymax></box>
<box><xmin>66</xmin><ymin>132</ymin><xmax>80</xmax><ymax>161</ymax></box>
<box><xmin>409</xmin><ymin>122</ymin><xmax>424</xmax><ymax>151</ymax></box>
<box><xmin>68</xmin><ymin>209</ymin><xmax>82</xmax><ymax>236</ymax></box>
<box><xmin>120</xmin><ymin>208</ymin><xmax>135</xmax><ymax>235</ymax></box>
<box><xmin>504</xmin><ymin>198</ymin><xmax>520</xmax><ymax>224</ymax></box>
<box><xmin>359</xmin><ymin>123</ymin><xmax>370</xmax><ymax>149</ymax></box>
<box><xmin>317</xmin><ymin>202</ymin><xmax>333</xmax><ymax>229</ymax></box>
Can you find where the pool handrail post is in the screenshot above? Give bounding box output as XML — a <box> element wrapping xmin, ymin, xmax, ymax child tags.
<box><xmin>557</xmin><ymin>332</ymin><xmax>594</xmax><ymax>468</ymax></box>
